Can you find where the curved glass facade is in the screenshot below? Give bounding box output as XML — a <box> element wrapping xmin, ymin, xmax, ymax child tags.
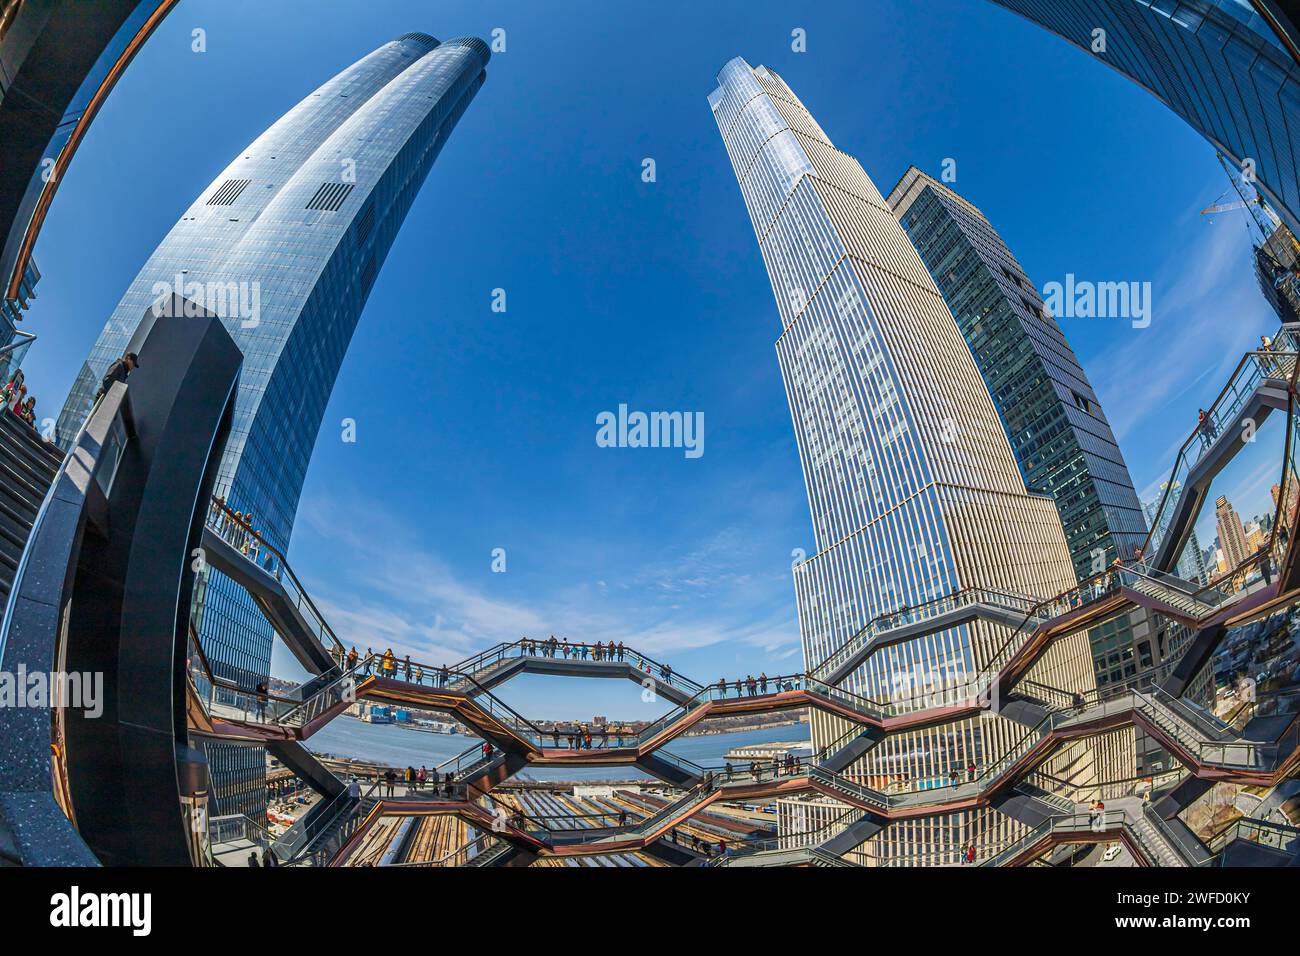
<box><xmin>990</xmin><ymin>0</ymin><xmax>1300</xmax><ymax>235</ymax></box>
<box><xmin>55</xmin><ymin>33</ymin><xmax>489</xmax><ymax>815</ymax></box>
<box><xmin>710</xmin><ymin>57</ymin><xmax>1123</xmax><ymax>861</ymax></box>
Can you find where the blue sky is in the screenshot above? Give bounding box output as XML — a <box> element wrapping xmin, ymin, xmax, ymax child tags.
<box><xmin>20</xmin><ymin>0</ymin><xmax>1281</xmax><ymax>719</ymax></box>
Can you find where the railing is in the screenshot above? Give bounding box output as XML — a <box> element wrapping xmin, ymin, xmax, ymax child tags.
<box><xmin>1131</xmin><ymin>686</ymin><xmax>1272</xmax><ymax>770</ymax></box>
<box><xmin>980</xmin><ymin>810</ymin><xmax>1126</xmax><ymax>867</ymax></box>
<box><xmin>269</xmin><ymin>650</ymin><xmax>547</xmax><ymax>747</ymax></box>
<box><xmin>1143</xmin><ymin>347</ymin><xmax>1300</xmax><ymax>561</ymax></box>
<box><xmin>649</xmin><ymin>749</ymin><xmax>709</xmax><ymax>781</ymax></box>
<box><xmin>634</xmin><ymin>672</ymin><xmax>887</xmax><ymax>747</ymax></box>
<box><xmin>1208</xmin><ymin>816</ymin><xmax>1300</xmax><ymax>859</ymax></box>
<box><xmin>463</xmin><ymin>840</ymin><xmax>515</xmax><ymax>867</ymax></box>
<box><xmin>878</xmin><ymin>840</ymin><xmax>1020</xmax><ymax>867</ymax></box>
<box><xmin>208</xmin><ymin>813</ymin><xmax>275</xmax><ymax>853</ymax></box>
<box><xmin>851</xmin><ymin>562</ymin><xmax>1217</xmax><ymax>721</ymax></box>
<box><xmin>1024</xmin><ymin>767</ymin><xmax>1188</xmax><ymax>805</ymax></box>
<box><xmin>713</xmin><ymin>806</ymin><xmax>862</xmax><ymax>864</ymax></box>
<box><xmin>387</xmin><ymin>833</ymin><xmax>500</xmax><ymax>867</ymax></box>
<box><xmin>205</xmin><ymin>497</ymin><xmax>347</xmax><ymax>659</ymax></box>
<box><xmin>1014</xmin><ymin>781</ymin><xmax>1075</xmax><ymax>815</ymax></box>
<box><xmin>271</xmin><ymin>663</ymin><xmax>359</xmax><ymax>728</ymax></box>
<box><xmin>522</xmin><ymin>789</ymin><xmax>709</xmax><ymax>847</ymax></box>
<box><xmin>1139</xmin><ymin>803</ymin><xmax>1214</xmax><ymax>866</ymax></box>
<box><xmin>808</xmin><ymin>586</ymin><xmax>1039</xmax><ymax>683</ymax></box>
<box><xmin>0</xmin><ymin>329</ymin><xmax>36</xmax><ymax>385</ymax></box>
<box><xmin>817</xmin><ymin>720</ymin><xmax>870</xmax><ymax>764</ymax></box>
<box><xmin>806</xmin><ymin>847</ymin><xmax>857</xmax><ymax>866</ymax></box>
<box><xmin>447</xmin><ymin>638</ymin><xmax>706</xmax><ymax>698</ymax></box>
<box><xmin>186</xmin><ymin>622</ymin><xmax>305</xmax><ymax>725</ymax></box>
<box><xmin>272</xmin><ymin>788</ymin><xmax>359</xmax><ymax>863</ymax></box>
<box><xmin>435</xmin><ymin>741</ymin><xmax>496</xmax><ymax>780</ymax></box>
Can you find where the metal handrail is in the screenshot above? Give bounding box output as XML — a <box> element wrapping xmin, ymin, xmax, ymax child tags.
<box><xmin>1143</xmin><ymin>347</ymin><xmax>1300</xmax><ymax>558</ymax></box>
<box><xmin>206</xmin><ymin>496</ymin><xmax>346</xmax><ymax>656</ymax></box>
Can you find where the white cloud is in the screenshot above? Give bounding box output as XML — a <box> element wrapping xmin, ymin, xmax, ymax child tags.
<box><xmin>1087</xmin><ymin>216</ymin><xmax>1270</xmax><ymax>457</ymax></box>
<box><xmin>288</xmin><ymin>492</ymin><xmax>801</xmax><ymax>670</ymax></box>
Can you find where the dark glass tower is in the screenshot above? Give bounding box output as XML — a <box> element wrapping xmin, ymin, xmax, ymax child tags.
<box><xmin>988</xmin><ymin>0</ymin><xmax>1300</xmax><ymax>236</ymax></box>
<box><xmin>889</xmin><ymin>170</ymin><xmax>1185</xmax><ymax>767</ymax></box>
<box><xmin>888</xmin><ymin>167</ymin><xmax>1147</xmax><ymax>578</ymax></box>
<box><xmin>54</xmin><ymin>33</ymin><xmax>490</xmax><ymax>816</ymax></box>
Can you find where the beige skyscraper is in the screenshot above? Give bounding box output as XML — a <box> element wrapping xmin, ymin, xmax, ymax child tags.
<box><xmin>1215</xmin><ymin>495</ymin><xmax>1252</xmax><ymax>572</ymax></box>
<box><xmin>709</xmin><ymin>57</ymin><xmax>1131</xmax><ymax>863</ymax></box>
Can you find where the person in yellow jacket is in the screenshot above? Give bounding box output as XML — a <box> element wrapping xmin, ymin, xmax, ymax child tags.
<box><xmin>382</xmin><ymin>648</ymin><xmax>396</xmax><ymax>677</ymax></box>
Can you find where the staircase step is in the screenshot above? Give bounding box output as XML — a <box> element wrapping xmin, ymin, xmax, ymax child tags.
<box><xmin>0</xmin><ymin>440</ymin><xmax>55</xmax><ymax>490</ymax></box>
<box><xmin>0</xmin><ymin>413</ymin><xmax>64</xmax><ymax>470</ymax></box>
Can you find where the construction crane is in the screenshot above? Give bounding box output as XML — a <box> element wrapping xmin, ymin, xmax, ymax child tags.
<box><xmin>1201</xmin><ymin>154</ymin><xmax>1279</xmax><ymax>235</ymax></box>
<box><xmin>1203</xmin><ymin>153</ymin><xmax>1300</xmax><ymax>285</ymax></box>
<box><xmin>1201</xmin><ymin>195</ymin><xmax>1256</xmax><ymax>220</ymax></box>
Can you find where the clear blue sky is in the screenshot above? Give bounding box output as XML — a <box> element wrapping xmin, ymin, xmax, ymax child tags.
<box><xmin>21</xmin><ymin>0</ymin><xmax>1279</xmax><ymax>719</ymax></box>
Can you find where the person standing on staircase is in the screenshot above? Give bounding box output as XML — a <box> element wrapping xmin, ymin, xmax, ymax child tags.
<box><xmin>96</xmin><ymin>351</ymin><xmax>139</xmax><ymax>402</ymax></box>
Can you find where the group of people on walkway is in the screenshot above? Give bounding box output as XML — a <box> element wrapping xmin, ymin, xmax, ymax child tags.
<box><xmin>548</xmin><ymin>725</ymin><xmax>625</xmax><ymax>749</ymax></box>
<box><xmin>378</xmin><ymin>765</ymin><xmax>458</xmax><ymax>799</ymax></box>
<box><xmin>517</xmin><ymin>637</ymin><xmax>628</xmax><ymax>662</ymax></box>
<box><xmin>209</xmin><ymin>496</ymin><xmax>279</xmax><ymax>576</ymax></box>
<box><xmin>345</xmin><ymin>646</ymin><xmax>452</xmax><ymax>686</ymax></box>
<box><xmin>714</xmin><ymin>672</ymin><xmax>799</xmax><ymax>697</ymax></box>
<box><xmin>666</xmin><ymin>827</ymin><xmax>727</xmax><ymax>858</ymax></box>
<box><xmin>3</xmin><ymin>369</ymin><xmax>38</xmax><ymax>429</ymax></box>
<box><xmin>1045</xmin><ymin>550</ymin><xmax>1149</xmax><ymax>619</ymax></box>
<box><xmin>718</xmin><ymin>754</ymin><xmax>804</xmax><ymax>783</ymax></box>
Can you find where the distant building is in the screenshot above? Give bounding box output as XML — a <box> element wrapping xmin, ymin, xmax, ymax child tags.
<box><xmin>1144</xmin><ymin>495</ymin><xmax>1210</xmax><ymax>586</ymax></box>
<box><xmin>1216</xmin><ymin>494</ymin><xmax>1252</xmax><ymax>571</ymax></box>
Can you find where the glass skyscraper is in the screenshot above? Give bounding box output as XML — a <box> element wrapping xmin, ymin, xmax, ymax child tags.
<box><xmin>710</xmin><ymin>58</ymin><xmax>1128</xmax><ymax>862</ymax></box>
<box><xmin>889</xmin><ymin>167</ymin><xmax>1148</xmax><ymax>580</ymax></box>
<box><xmin>887</xmin><ymin>169</ymin><xmax>1179</xmax><ymax>731</ymax></box>
<box><xmin>988</xmin><ymin>0</ymin><xmax>1300</xmax><ymax>236</ymax></box>
<box><xmin>55</xmin><ymin>33</ymin><xmax>490</xmax><ymax>815</ymax></box>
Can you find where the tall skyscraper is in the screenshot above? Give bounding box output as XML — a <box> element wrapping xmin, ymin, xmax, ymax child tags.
<box><xmin>888</xmin><ymin>167</ymin><xmax>1147</xmax><ymax>579</ymax></box>
<box><xmin>1146</xmin><ymin>495</ymin><xmax>1210</xmax><ymax>586</ymax></box>
<box><xmin>1215</xmin><ymin>493</ymin><xmax>1252</xmax><ymax>570</ymax></box>
<box><xmin>988</xmin><ymin>0</ymin><xmax>1300</xmax><ymax>237</ymax></box>
<box><xmin>710</xmin><ymin>58</ymin><xmax>1126</xmax><ymax>862</ymax></box>
<box><xmin>887</xmin><ymin>168</ymin><xmax>1180</xmax><ymax>729</ymax></box>
<box><xmin>56</xmin><ymin>33</ymin><xmax>490</xmax><ymax>816</ymax></box>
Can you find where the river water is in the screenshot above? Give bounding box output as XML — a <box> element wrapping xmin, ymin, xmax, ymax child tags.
<box><xmin>308</xmin><ymin>717</ymin><xmax>811</xmax><ymax>782</ymax></box>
